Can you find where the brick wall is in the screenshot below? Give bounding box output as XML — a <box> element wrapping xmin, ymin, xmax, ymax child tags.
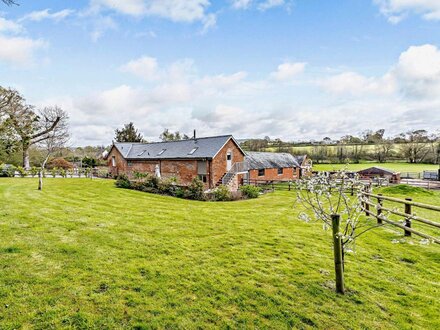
<box><xmin>211</xmin><ymin>139</ymin><xmax>245</xmax><ymax>186</ymax></box>
<box><xmin>107</xmin><ymin>137</ymin><xmax>245</xmax><ymax>189</ymax></box>
<box><xmin>248</xmin><ymin>167</ymin><xmax>300</xmax><ymax>181</ymax></box>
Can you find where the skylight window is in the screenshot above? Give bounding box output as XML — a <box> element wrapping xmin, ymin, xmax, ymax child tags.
<box><xmin>137</xmin><ymin>150</ymin><xmax>147</xmax><ymax>156</ymax></box>
<box><xmin>188</xmin><ymin>147</ymin><xmax>198</xmax><ymax>155</ymax></box>
<box><xmin>157</xmin><ymin>149</ymin><xmax>166</xmax><ymax>156</ymax></box>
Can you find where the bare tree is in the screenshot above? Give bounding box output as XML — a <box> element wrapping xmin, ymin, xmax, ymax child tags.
<box><xmin>1</xmin><ymin>0</ymin><xmax>18</xmax><ymax>5</ymax></box>
<box><xmin>37</xmin><ymin>107</ymin><xmax>69</xmax><ymax>190</ymax></box>
<box><xmin>399</xmin><ymin>130</ymin><xmax>430</xmax><ymax>163</ymax></box>
<box><xmin>373</xmin><ymin>139</ymin><xmax>393</xmax><ymax>163</ymax></box>
<box><xmin>0</xmin><ymin>87</ymin><xmax>68</xmax><ymax>169</ymax></box>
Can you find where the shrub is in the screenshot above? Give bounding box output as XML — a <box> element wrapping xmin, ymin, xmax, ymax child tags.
<box><xmin>59</xmin><ymin>168</ymin><xmax>67</xmax><ymax>178</ymax></box>
<box><xmin>158</xmin><ymin>178</ymin><xmax>178</xmax><ymax>196</ymax></box>
<box><xmin>16</xmin><ymin>166</ymin><xmax>27</xmax><ymax>178</ymax></box>
<box><xmin>30</xmin><ymin>167</ymin><xmax>39</xmax><ymax>177</ymax></box>
<box><xmin>115</xmin><ymin>174</ymin><xmax>131</xmax><ymax>189</ymax></box>
<box><xmin>50</xmin><ymin>167</ymin><xmax>58</xmax><ymax>178</ymax></box>
<box><xmin>0</xmin><ymin>164</ymin><xmax>16</xmax><ymax>177</ymax></box>
<box><xmin>133</xmin><ymin>171</ymin><xmax>149</xmax><ymax>180</ymax></box>
<box><xmin>67</xmin><ymin>169</ymin><xmax>74</xmax><ymax>178</ymax></box>
<box><xmin>240</xmin><ymin>185</ymin><xmax>262</xmax><ymax>199</ymax></box>
<box><xmin>213</xmin><ymin>185</ymin><xmax>232</xmax><ymax>201</ymax></box>
<box><xmin>185</xmin><ymin>177</ymin><xmax>205</xmax><ymax>200</ymax></box>
<box><xmin>47</xmin><ymin>157</ymin><xmax>74</xmax><ymax>170</ymax></box>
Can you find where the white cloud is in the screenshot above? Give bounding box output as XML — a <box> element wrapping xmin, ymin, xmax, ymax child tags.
<box><xmin>321</xmin><ymin>44</ymin><xmax>440</xmax><ymax>100</ymax></box>
<box><xmin>374</xmin><ymin>0</ymin><xmax>440</xmax><ymax>22</ymax></box>
<box><xmin>0</xmin><ymin>16</ymin><xmax>23</xmax><ymax>34</ymax></box>
<box><xmin>20</xmin><ymin>9</ymin><xmax>75</xmax><ymax>22</ymax></box>
<box><xmin>393</xmin><ymin>44</ymin><xmax>440</xmax><ymax>97</ymax></box>
<box><xmin>120</xmin><ymin>56</ymin><xmax>159</xmax><ymax>80</ymax></box>
<box><xmin>231</xmin><ymin>0</ymin><xmax>253</xmax><ymax>10</ymax></box>
<box><xmin>0</xmin><ymin>35</ymin><xmax>46</xmax><ymax>65</ymax></box>
<box><xmin>33</xmin><ymin>45</ymin><xmax>440</xmax><ymax>145</ymax></box>
<box><xmin>89</xmin><ymin>15</ymin><xmax>117</xmax><ymax>42</ymax></box>
<box><xmin>270</xmin><ymin>62</ymin><xmax>306</xmax><ymax>81</ymax></box>
<box><xmin>92</xmin><ymin>0</ymin><xmax>214</xmax><ymax>26</ymax></box>
<box><xmin>258</xmin><ymin>0</ymin><xmax>285</xmax><ymax>11</ymax></box>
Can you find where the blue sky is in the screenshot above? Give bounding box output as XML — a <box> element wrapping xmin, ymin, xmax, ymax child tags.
<box><xmin>1</xmin><ymin>0</ymin><xmax>440</xmax><ymax>145</ymax></box>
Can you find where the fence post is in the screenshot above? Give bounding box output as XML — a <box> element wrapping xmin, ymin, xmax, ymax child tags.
<box><xmin>404</xmin><ymin>198</ymin><xmax>412</xmax><ymax>237</ymax></box>
<box><xmin>377</xmin><ymin>194</ymin><xmax>383</xmax><ymax>224</ymax></box>
<box><xmin>331</xmin><ymin>214</ymin><xmax>345</xmax><ymax>294</ymax></box>
<box><xmin>364</xmin><ymin>187</ymin><xmax>370</xmax><ymax>216</ymax></box>
<box><xmin>351</xmin><ymin>185</ymin><xmax>354</xmax><ymax>196</ymax></box>
<box><xmin>288</xmin><ymin>181</ymin><xmax>291</xmax><ymax>191</ymax></box>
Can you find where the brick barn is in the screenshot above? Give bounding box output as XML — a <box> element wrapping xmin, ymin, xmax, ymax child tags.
<box><xmin>244</xmin><ymin>152</ymin><xmax>305</xmax><ymax>182</ymax></box>
<box><xmin>106</xmin><ymin>135</ymin><xmax>247</xmax><ymax>189</ymax></box>
<box><xmin>357</xmin><ymin>166</ymin><xmax>401</xmax><ymax>183</ymax></box>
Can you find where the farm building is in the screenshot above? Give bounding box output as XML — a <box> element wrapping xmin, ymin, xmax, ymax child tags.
<box><xmin>106</xmin><ymin>135</ymin><xmax>248</xmax><ymax>189</ymax></box>
<box><xmin>357</xmin><ymin>166</ymin><xmax>401</xmax><ymax>183</ymax></box>
<box><xmin>244</xmin><ymin>152</ymin><xmax>303</xmax><ymax>182</ymax></box>
<box><xmin>106</xmin><ymin>135</ymin><xmax>311</xmax><ymax>190</ymax></box>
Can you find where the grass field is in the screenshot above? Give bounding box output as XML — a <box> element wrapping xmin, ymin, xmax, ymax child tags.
<box><xmin>0</xmin><ymin>179</ymin><xmax>439</xmax><ymax>329</ymax></box>
<box><xmin>313</xmin><ymin>162</ymin><xmax>439</xmax><ymax>173</ymax></box>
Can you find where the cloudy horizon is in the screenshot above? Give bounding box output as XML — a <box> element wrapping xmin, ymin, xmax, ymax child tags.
<box><xmin>1</xmin><ymin>0</ymin><xmax>440</xmax><ymax>146</ymax></box>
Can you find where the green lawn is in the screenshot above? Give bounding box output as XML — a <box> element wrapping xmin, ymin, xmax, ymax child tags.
<box><xmin>0</xmin><ymin>179</ymin><xmax>439</xmax><ymax>329</ymax></box>
<box><xmin>313</xmin><ymin>162</ymin><xmax>439</xmax><ymax>173</ymax></box>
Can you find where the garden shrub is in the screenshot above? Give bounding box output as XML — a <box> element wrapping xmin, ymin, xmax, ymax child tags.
<box><xmin>50</xmin><ymin>167</ymin><xmax>58</xmax><ymax>178</ymax></box>
<box><xmin>115</xmin><ymin>174</ymin><xmax>131</xmax><ymax>189</ymax></box>
<box><xmin>0</xmin><ymin>164</ymin><xmax>16</xmax><ymax>177</ymax></box>
<box><xmin>59</xmin><ymin>168</ymin><xmax>67</xmax><ymax>178</ymax></box>
<box><xmin>133</xmin><ymin>171</ymin><xmax>149</xmax><ymax>180</ymax></box>
<box><xmin>30</xmin><ymin>167</ymin><xmax>39</xmax><ymax>177</ymax></box>
<box><xmin>213</xmin><ymin>185</ymin><xmax>232</xmax><ymax>201</ymax></box>
<box><xmin>185</xmin><ymin>177</ymin><xmax>205</xmax><ymax>200</ymax></box>
<box><xmin>240</xmin><ymin>185</ymin><xmax>262</xmax><ymax>199</ymax></box>
<box><xmin>16</xmin><ymin>166</ymin><xmax>27</xmax><ymax>178</ymax></box>
<box><xmin>47</xmin><ymin>157</ymin><xmax>73</xmax><ymax>170</ymax></box>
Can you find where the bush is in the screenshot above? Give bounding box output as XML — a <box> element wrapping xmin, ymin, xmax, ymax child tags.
<box><xmin>240</xmin><ymin>185</ymin><xmax>262</xmax><ymax>199</ymax></box>
<box><xmin>0</xmin><ymin>164</ymin><xmax>16</xmax><ymax>177</ymax></box>
<box><xmin>133</xmin><ymin>171</ymin><xmax>149</xmax><ymax>180</ymax></box>
<box><xmin>185</xmin><ymin>177</ymin><xmax>205</xmax><ymax>200</ymax></box>
<box><xmin>213</xmin><ymin>185</ymin><xmax>232</xmax><ymax>201</ymax></box>
<box><xmin>16</xmin><ymin>166</ymin><xmax>27</xmax><ymax>178</ymax></box>
<box><xmin>30</xmin><ymin>167</ymin><xmax>39</xmax><ymax>177</ymax></box>
<box><xmin>47</xmin><ymin>157</ymin><xmax>74</xmax><ymax>170</ymax></box>
<box><xmin>50</xmin><ymin>167</ymin><xmax>58</xmax><ymax>178</ymax></box>
<box><xmin>115</xmin><ymin>174</ymin><xmax>131</xmax><ymax>189</ymax></box>
<box><xmin>158</xmin><ymin>178</ymin><xmax>178</xmax><ymax>196</ymax></box>
<box><xmin>59</xmin><ymin>168</ymin><xmax>67</xmax><ymax>178</ymax></box>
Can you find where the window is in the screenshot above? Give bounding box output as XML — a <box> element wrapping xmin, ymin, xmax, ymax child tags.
<box><xmin>137</xmin><ymin>150</ymin><xmax>147</xmax><ymax>156</ymax></box>
<box><xmin>197</xmin><ymin>161</ymin><xmax>207</xmax><ymax>175</ymax></box>
<box><xmin>278</xmin><ymin>168</ymin><xmax>283</xmax><ymax>175</ymax></box>
<box><xmin>111</xmin><ymin>156</ymin><xmax>116</xmax><ymax>167</ymax></box>
<box><xmin>157</xmin><ymin>149</ymin><xmax>166</xmax><ymax>156</ymax></box>
<box><xmin>188</xmin><ymin>147</ymin><xmax>198</xmax><ymax>155</ymax></box>
<box><xmin>198</xmin><ymin>174</ymin><xmax>207</xmax><ymax>183</ymax></box>
<box><xmin>226</xmin><ymin>152</ymin><xmax>232</xmax><ymax>161</ymax></box>
<box><xmin>258</xmin><ymin>169</ymin><xmax>265</xmax><ymax>176</ymax></box>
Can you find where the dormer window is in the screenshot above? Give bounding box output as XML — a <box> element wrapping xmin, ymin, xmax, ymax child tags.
<box><xmin>157</xmin><ymin>149</ymin><xmax>166</xmax><ymax>156</ymax></box>
<box><xmin>188</xmin><ymin>147</ymin><xmax>198</xmax><ymax>155</ymax></box>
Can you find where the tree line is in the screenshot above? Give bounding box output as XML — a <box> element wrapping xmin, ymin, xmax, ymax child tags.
<box><xmin>241</xmin><ymin>129</ymin><xmax>440</xmax><ymax>164</ymax></box>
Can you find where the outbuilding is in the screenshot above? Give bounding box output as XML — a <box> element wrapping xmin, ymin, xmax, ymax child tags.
<box><xmin>357</xmin><ymin>166</ymin><xmax>401</xmax><ymax>183</ymax></box>
<box><xmin>244</xmin><ymin>152</ymin><xmax>302</xmax><ymax>182</ymax></box>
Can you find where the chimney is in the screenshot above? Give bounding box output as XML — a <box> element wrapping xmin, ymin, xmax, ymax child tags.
<box><xmin>193</xmin><ymin>129</ymin><xmax>196</xmax><ymax>139</ymax></box>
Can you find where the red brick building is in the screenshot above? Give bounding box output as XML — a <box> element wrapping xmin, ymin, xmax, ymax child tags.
<box><xmin>106</xmin><ymin>135</ymin><xmax>246</xmax><ymax>189</ymax></box>
<box><xmin>244</xmin><ymin>152</ymin><xmax>304</xmax><ymax>182</ymax></box>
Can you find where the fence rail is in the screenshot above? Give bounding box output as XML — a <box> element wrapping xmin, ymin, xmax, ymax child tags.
<box><xmin>360</xmin><ymin>190</ymin><xmax>440</xmax><ymax>244</ymax></box>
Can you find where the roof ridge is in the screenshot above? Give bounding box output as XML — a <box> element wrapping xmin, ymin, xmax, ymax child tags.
<box><xmin>115</xmin><ymin>134</ymin><xmax>233</xmax><ymax>147</ymax></box>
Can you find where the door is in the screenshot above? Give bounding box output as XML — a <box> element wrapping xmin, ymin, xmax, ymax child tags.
<box><xmin>226</xmin><ymin>151</ymin><xmax>232</xmax><ymax>171</ymax></box>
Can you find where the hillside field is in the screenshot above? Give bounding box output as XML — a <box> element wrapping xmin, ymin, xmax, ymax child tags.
<box><xmin>313</xmin><ymin>162</ymin><xmax>439</xmax><ymax>173</ymax></box>
<box><xmin>0</xmin><ymin>179</ymin><xmax>439</xmax><ymax>329</ymax></box>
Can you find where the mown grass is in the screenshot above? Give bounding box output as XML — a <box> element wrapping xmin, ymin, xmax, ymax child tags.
<box><xmin>0</xmin><ymin>179</ymin><xmax>439</xmax><ymax>329</ymax></box>
<box><xmin>313</xmin><ymin>162</ymin><xmax>438</xmax><ymax>173</ymax></box>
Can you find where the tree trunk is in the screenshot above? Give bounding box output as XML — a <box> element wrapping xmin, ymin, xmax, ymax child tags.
<box><xmin>332</xmin><ymin>214</ymin><xmax>345</xmax><ymax>294</ymax></box>
<box><xmin>23</xmin><ymin>142</ymin><xmax>30</xmax><ymax>169</ymax></box>
<box><xmin>38</xmin><ymin>170</ymin><xmax>43</xmax><ymax>190</ymax></box>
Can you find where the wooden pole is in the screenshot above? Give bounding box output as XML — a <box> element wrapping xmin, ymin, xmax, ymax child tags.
<box><xmin>364</xmin><ymin>187</ymin><xmax>370</xmax><ymax>216</ymax></box>
<box><xmin>404</xmin><ymin>198</ymin><xmax>412</xmax><ymax>237</ymax></box>
<box><xmin>377</xmin><ymin>194</ymin><xmax>383</xmax><ymax>224</ymax></box>
<box><xmin>331</xmin><ymin>214</ymin><xmax>345</xmax><ymax>294</ymax></box>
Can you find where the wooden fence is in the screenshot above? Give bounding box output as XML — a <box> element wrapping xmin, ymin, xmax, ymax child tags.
<box><xmin>360</xmin><ymin>190</ymin><xmax>440</xmax><ymax>244</ymax></box>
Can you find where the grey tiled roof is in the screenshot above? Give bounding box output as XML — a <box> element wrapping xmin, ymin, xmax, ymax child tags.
<box><xmin>357</xmin><ymin>166</ymin><xmax>396</xmax><ymax>175</ymax></box>
<box><xmin>113</xmin><ymin>135</ymin><xmax>239</xmax><ymax>160</ymax></box>
<box><xmin>245</xmin><ymin>152</ymin><xmax>300</xmax><ymax>170</ymax></box>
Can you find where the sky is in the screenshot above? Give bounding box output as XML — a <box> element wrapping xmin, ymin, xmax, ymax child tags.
<box><xmin>1</xmin><ymin>0</ymin><xmax>440</xmax><ymax>146</ymax></box>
